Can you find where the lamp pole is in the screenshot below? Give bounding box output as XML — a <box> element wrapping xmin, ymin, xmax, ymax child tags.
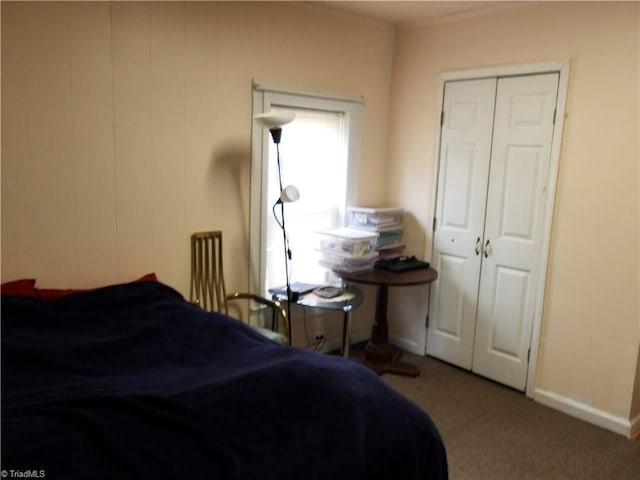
<box><xmin>273</xmin><ymin>131</ymin><xmax>293</xmax><ymax>344</ymax></box>
<box><xmin>254</xmin><ymin>111</ymin><xmax>298</xmax><ymax>345</ymax></box>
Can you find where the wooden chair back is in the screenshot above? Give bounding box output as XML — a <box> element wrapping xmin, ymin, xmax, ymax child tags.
<box><xmin>190</xmin><ymin>231</ymin><xmax>227</xmax><ymax>313</ymax></box>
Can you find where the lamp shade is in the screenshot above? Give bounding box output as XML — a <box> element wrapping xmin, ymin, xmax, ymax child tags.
<box><xmin>279</xmin><ymin>185</ymin><xmax>300</xmax><ymax>203</ymax></box>
<box><xmin>254</xmin><ymin>111</ymin><xmax>296</xmax><ymax>129</ymax></box>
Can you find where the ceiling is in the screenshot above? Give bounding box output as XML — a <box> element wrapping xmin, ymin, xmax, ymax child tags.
<box><xmin>308</xmin><ymin>1</ymin><xmax>536</xmax><ymax>28</ymax></box>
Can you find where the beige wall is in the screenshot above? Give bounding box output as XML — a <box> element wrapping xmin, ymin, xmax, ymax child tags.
<box><xmin>1</xmin><ymin>1</ymin><xmax>394</xmax><ymax>299</ymax></box>
<box><xmin>387</xmin><ymin>1</ymin><xmax>639</xmax><ymax>427</ymax></box>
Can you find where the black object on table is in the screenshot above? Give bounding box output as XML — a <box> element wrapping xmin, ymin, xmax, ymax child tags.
<box><xmin>374</xmin><ymin>255</ymin><xmax>430</xmax><ymax>272</ymax></box>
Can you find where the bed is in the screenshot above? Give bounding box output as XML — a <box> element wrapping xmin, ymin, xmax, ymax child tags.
<box><xmin>1</xmin><ymin>278</ymin><xmax>447</xmax><ymax>479</ymax></box>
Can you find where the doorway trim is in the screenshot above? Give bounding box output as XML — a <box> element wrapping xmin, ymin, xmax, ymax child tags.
<box><xmin>427</xmin><ymin>60</ymin><xmax>570</xmax><ymax>398</ymax></box>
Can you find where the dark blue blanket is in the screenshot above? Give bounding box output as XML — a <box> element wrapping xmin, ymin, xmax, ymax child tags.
<box><xmin>1</xmin><ymin>281</ymin><xmax>447</xmax><ymax>479</ymax></box>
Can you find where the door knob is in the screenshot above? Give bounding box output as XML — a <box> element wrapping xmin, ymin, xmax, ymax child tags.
<box><xmin>475</xmin><ymin>237</ymin><xmax>481</xmax><ymax>256</ymax></box>
<box><xmin>484</xmin><ymin>239</ymin><xmax>491</xmax><ymax>258</ymax></box>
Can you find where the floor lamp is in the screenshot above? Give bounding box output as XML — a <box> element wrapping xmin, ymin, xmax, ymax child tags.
<box><xmin>254</xmin><ymin>111</ymin><xmax>299</xmax><ymax>344</ymax></box>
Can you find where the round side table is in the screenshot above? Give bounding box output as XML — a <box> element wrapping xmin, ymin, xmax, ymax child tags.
<box><xmin>271</xmin><ymin>285</ymin><xmax>364</xmax><ymax>357</ymax></box>
<box><xmin>337</xmin><ymin>267</ymin><xmax>438</xmax><ymax>377</ymax></box>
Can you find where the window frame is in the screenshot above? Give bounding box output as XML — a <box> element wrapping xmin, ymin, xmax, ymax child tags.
<box><xmin>250</xmin><ymin>81</ymin><xmax>364</xmax><ymax>295</ymax></box>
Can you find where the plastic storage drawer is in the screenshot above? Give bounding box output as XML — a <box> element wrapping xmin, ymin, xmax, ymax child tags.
<box><xmin>317</xmin><ymin>228</ymin><xmax>379</xmax><ymax>257</ymax></box>
<box><xmin>375</xmin><ymin>228</ymin><xmax>403</xmax><ymax>249</ymax></box>
<box><xmin>317</xmin><ymin>250</ymin><xmax>378</xmax><ymax>273</ymax></box>
<box><xmin>347</xmin><ymin>207</ymin><xmax>403</xmax><ymax>230</ymax></box>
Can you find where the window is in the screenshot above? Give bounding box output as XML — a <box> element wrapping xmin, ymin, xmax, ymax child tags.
<box><xmin>251</xmin><ymin>83</ymin><xmax>363</xmax><ymax>295</ymax></box>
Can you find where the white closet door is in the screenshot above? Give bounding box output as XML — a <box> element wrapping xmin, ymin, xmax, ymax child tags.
<box><xmin>472</xmin><ymin>73</ymin><xmax>560</xmax><ymax>390</ymax></box>
<box><xmin>427</xmin><ymin>78</ymin><xmax>496</xmax><ymax>369</ymax></box>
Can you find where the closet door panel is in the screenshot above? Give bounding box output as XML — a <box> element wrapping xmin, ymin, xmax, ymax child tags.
<box><xmin>488</xmin><ymin>266</ymin><xmax>529</xmax><ymax>357</ymax></box>
<box><xmin>427</xmin><ymin>78</ymin><xmax>496</xmax><ymax>368</ymax></box>
<box><xmin>473</xmin><ymin>73</ymin><xmax>560</xmax><ymax>390</ymax></box>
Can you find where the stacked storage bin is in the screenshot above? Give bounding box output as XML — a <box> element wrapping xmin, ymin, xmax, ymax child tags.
<box><xmin>316</xmin><ymin>227</ymin><xmax>379</xmax><ymax>273</ymax></box>
<box><xmin>346</xmin><ymin>207</ymin><xmax>405</xmax><ymax>258</ymax></box>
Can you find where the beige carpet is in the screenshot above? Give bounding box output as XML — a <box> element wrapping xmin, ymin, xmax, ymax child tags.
<box><xmin>380</xmin><ymin>351</ymin><xmax>640</xmax><ymax>480</ymax></box>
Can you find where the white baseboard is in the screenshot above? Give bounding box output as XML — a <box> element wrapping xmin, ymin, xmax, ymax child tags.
<box><xmin>349</xmin><ymin>330</ymin><xmax>371</xmax><ymax>346</ymax></box>
<box><xmin>320</xmin><ymin>330</ymin><xmax>370</xmax><ymax>354</ymax></box>
<box><xmin>324</xmin><ymin>332</ymin><xmax>422</xmax><ymax>355</ymax></box>
<box><xmin>534</xmin><ymin>388</ymin><xmax>636</xmax><ymax>438</ymax></box>
<box><xmin>390</xmin><ymin>334</ymin><xmax>422</xmax><ymax>355</ymax></box>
